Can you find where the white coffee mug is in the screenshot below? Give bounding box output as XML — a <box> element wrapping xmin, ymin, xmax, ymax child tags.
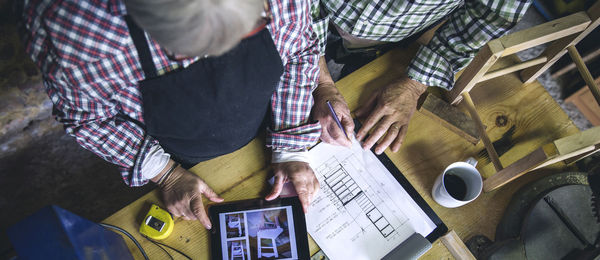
<box><xmin>431</xmin><ymin>158</ymin><xmax>483</xmax><ymax>208</ymax></box>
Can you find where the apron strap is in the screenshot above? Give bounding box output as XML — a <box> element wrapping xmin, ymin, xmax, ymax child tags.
<box><xmin>125</xmin><ymin>15</ymin><xmax>157</xmax><ymax>78</ymax></box>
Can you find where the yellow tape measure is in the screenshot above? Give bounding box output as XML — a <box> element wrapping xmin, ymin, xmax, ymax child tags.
<box><xmin>139</xmin><ymin>204</ymin><xmax>174</xmax><ymax>240</ymax></box>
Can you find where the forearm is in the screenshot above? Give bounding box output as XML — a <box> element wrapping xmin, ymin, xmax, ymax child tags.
<box><xmin>317</xmin><ymin>56</ymin><xmax>334</xmax><ymax>86</ymax></box>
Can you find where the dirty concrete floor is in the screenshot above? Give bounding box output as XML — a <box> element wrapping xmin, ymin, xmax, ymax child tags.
<box><xmin>0</xmin><ymin>120</ymin><xmax>152</xmax><ymax>229</ymax></box>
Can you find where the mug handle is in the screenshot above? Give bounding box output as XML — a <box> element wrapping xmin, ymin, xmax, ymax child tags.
<box><xmin>465</xmin><ymin>157</ymin><xmax>478</xmax><ymax>167</ymax></box>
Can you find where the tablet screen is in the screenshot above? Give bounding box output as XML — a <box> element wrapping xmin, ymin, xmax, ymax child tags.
<box><xmin>218</xmin><ymin>205</ymin><xmax>298</xmax><ymax>259</ymax></box>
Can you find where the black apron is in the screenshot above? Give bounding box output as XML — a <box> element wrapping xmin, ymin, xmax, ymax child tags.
<box><xmin>125</xmin><ymin>17</ymin><xmax>284</xmax><ymax>166</ymax></box>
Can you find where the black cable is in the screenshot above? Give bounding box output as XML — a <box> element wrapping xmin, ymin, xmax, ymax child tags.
<box><xmin>99</xmin><ymin>223</ymin><xmax>149</xmax><ymax>260</ymax></box>
<box><xmin>145</xmin><ymin>238</ymin><xmax>174</xmax><ymax>260</ymax></box>
<box><xmin>144</xmin><ymin>237</ymin><xmax>193</xmax><ymax>260</ymax></box>
<box><xmin>100</xmin><ymin>222</ymin><xmax>191</xmax><ymax>260</ymax></box>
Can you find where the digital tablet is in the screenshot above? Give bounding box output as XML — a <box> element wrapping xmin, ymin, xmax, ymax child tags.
<box><xmin>208</xmin><ymin>197</ymin><xmax>310</xmax><ymax>260</ymax></box>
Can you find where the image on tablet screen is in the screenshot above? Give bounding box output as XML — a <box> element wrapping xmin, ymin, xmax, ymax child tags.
<box><xmin>219</xmin><ymin>206</ymin><xmax>297</xmax><ymax>259</ymax></box>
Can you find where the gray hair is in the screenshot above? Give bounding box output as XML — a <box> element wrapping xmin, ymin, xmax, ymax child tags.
<box><xmin>125</xmin><ymin>0</ymin><xmax>264</xmax><ymax>57</ymax></box>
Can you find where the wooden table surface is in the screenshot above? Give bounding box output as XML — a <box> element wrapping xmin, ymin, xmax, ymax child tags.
<box><xmin>103</xmin><ymin>44</ymin><xmax>580</xmax><ymax>259</ymax></box>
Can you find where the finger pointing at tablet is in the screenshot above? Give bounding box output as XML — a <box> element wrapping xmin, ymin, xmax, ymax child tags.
<box><xmin>266</xmin><ymin>162</ymin><xmax>320</xmax><ymax>213</ymax></box>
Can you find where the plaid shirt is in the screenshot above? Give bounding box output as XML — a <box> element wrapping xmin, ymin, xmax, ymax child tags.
<box><xmin>21</xmin><ymin>0</ymin><xmax>321</xmax><ymax>186</ymax></box>
<box><xmin>312</xmin><ymin>0</ymin><xmax>531</xmax><ymax>89</ymax></box>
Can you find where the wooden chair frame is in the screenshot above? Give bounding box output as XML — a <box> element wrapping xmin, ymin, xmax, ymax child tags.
<box><xmin>445</xmin><ymin>2</ymin><xmax>600</xmax><ymax>192</ymax></box>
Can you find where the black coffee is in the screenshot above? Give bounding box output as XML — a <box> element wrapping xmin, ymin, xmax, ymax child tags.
<box><xmin>444</xmin><ymin>173</ymin><xmax>467</xmax><ymax>200</ymax></box>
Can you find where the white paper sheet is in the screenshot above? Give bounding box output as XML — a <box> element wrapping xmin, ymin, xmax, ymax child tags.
<box><xmin>306</xmin><ymin>138</ymin><xmax>437</xmax><ymax>260</ymax></box>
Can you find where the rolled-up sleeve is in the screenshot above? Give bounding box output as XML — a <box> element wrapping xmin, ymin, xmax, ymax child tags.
<box><xmin>266</xmin><ymin>0</ymin><xmax>322</xmax><ymax>150</ymax></box>
<box><xmin>21</xmin><ymin>0</ymin><xmax>158</xmax><ymax>186</ymax></box>
<box><xmin>407</xmin><ymin>0</ymin><xmax>532</xmax><ymax>90</ymax></box>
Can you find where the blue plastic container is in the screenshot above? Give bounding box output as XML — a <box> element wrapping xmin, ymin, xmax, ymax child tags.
<box><xmin>6</xmin><ymin>205</ymin><xmax>133</xmax><ymax>260</ymax></box>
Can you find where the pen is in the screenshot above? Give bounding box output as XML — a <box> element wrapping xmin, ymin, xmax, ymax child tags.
<box><xmin>326</xmin><ymin>100</ymin><xmax>349</xmax><ymax>139</ymax></box>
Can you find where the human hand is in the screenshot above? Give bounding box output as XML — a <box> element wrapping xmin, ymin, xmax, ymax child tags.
<box><xmin>355</xmin><ymin>76</ymin><xmax>428</xmax><ymax>154</ymax></box>
<box><xmin>156</xmin><ymin>162</ymin><xmax>224</xmax><ymax>229</ymax></box>
<box><xmin>265</xmin><ymin>161</ymin><xmax>320</xmax><ymax>213</ymax></box>
<box><xmin>312</xmin><ymin>82</ymin><xmax>354</xmax><ymax>147</ymax></box>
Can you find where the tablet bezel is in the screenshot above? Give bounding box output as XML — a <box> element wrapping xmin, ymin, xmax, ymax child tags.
<box><xmin>208</xmin><ymin>197</ymin><xmax>310</xmax><ymax>260</ymax></box>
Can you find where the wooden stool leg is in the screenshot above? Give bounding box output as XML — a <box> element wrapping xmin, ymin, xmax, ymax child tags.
<box><xmin>568</xmin><ymin>45</ymin><xmax>600</xmax><ymax>105</ymax></box>
<box><xmin>462</xmin><ymin>93</ymin><xmax>504</xmax><ymax>171</ymax></box>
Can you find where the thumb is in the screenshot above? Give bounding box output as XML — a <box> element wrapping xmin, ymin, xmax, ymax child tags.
<box><xmin>341</xmin><ymin>115</ymin><xmax>355</xmax><ymax>146</ymax></box>
<box><xmin>266</xmin><ymin>174</ymin><xmax>284</xmax><ymax>201</ymax></box>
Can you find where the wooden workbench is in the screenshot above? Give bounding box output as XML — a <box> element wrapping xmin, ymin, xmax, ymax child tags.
<box><xmin>103</xmin><ymin>44</ymin><xmax>579</xmax><ymax>259</ymax></box>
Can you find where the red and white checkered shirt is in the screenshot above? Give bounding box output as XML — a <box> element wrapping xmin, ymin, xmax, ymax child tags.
<box><xmin>20</xmin><ymin>0</ymin><xmax>321</xmax><ymax>186</ymax></box>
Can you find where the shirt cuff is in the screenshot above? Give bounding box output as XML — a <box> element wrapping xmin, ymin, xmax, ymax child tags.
<box><xmin>266</xmin><ymin>122</ymin><xmax>322</xmax><ymax>150</ymax></box>
<box><xmin>140</xmin><ymin>144</ymin><xmax>171</xmax><ymax>181</ymax></box>
<box><xmin>119</xmin><ymin>135</ymin><xmax>158</xmax><ymax>187</ymax></box>
<box><xmin>272</xmin><ymin>149</ymin><xmax>311</xmax><ymax>164</ymax></box>
<box><xmin>406</xmin><ymin>43</ymin><xmax>455</xmax><ymax>90</ymax></box>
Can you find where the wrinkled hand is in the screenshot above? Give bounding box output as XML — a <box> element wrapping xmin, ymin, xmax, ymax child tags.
<box><xmin>265</xmin><ymin>161</ymin><xmax>320</xmax><ymax>213</ymax></box>
<box><xmin>158</xmin><ymin>165</ymin><xmax>224</xmax><ymax>229</ymax></box>
<box><xmin>355</xmin><ymin>76</ymin><xmax>427</xmax><ymax>154</ymax></box>
<box><xmin>312</xmin><ymin>83</ymin><xmax>354</xmax><ymax>147</ymax></box>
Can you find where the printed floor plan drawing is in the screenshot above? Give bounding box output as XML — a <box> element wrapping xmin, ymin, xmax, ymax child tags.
<box><xmin>306</xmin><ymin>139</ymin><xmax>437</xmax><ymax>260</ymax></box>
<box><xmin>316</xmin><ymin>155</ymin><xmax>406</xmax><ymax>239</ymax></box>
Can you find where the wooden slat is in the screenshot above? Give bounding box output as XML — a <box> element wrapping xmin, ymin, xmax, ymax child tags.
<box><xmin>484</xmin><ymin>126</ymin><xmax>600</xmax><ymax>192</ymax></box>
<box><xmin>567</xmin><ymin>45</ymin><xmax>600</xmax><ymax>105</ymax></box>
<box><xmin>479</xmin><ymin>56</ymin><xmax>547</xmax><ymax>82</ymax></box>
<box><xmin>553</xmin><ymin>125</ymin><xmax>600</xmax><ymax>155</ymax></box>
<box><xmin>447</xmin><ymin>40</ymin><xmax>505</xmax><ymax>105</ymax></box>
<box><xmin>563</xmin><ymin>144</ymin><xmax>600</xmax><ymax>165</ymax></box>
<box><xmin>418</xmin><ymin>92</ymin><xmax>481</xmax><ymax>144</ymax></box>
<box><xmin>521</xmin><ymin>1</ymin><xmax>600</xmax><ymax>83</ymax></box>
<box><xmin>440</xmin><ymin>230</ymin><xmax>476</xmax><ymax>260</ymax></box>
<box><xmin>483</xmin><ymin>144</ymin><xmax>557</xmax><ymax>192</ymax></box>
<box><xmin>499</xmin><ymin>11</ymin><xmax>590</xmax><ymax>56</ymax></box>
<box><xmin>462</xmin><ymin>92</ymin><xmax>503</xmax><ymax>171</ymax></box>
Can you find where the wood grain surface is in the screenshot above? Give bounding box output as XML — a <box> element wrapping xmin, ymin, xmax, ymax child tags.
<box><xmin>103</xmin><ymin>44</ymin><xmax>579</xmax><ymax>259</ymax></box>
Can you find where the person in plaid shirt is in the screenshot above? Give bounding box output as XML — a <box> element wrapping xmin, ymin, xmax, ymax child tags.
<box><xmin>311</xmin><ymin>0</ymin><xmax>532</xmax><ymax>154</ymax></box>
<box><xmin>20</xmin><ymin>0</ymin><xmax>321</xmax><ymax>228</ymax></box>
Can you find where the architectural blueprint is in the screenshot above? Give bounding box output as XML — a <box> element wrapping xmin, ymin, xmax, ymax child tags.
<box><xmin>306</xmin><ymin>138</ymin><xmax>436</xmax><ymax>260</ymax></box>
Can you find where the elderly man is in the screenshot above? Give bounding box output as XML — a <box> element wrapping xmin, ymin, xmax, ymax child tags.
<box><xmin>311</xmin><ymin>0</ymin><xmax>532</xmax><ymax>154</ymax></box>
<box><xmin>20</xmin><ymin>0</ymin><xmax>321</xmax><ymax>229</ymax></box>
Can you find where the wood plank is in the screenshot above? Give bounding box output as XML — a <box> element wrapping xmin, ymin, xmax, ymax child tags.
<box><xmin>418</xmin><ymin>92</ymin><xmax>481</xmax><ymax>144</ymax></box>
<box><xmin>565</xmin><ymin>80</ymin><xmax>600</xmax><ymax>125</ymax></box>
<box><xmin>499</xmin><ymin>11</ymin><xmax>590</xmax><ymax>56</ymax></box>
<box><xmin>440</xmin><ymin>230</ymin><xmax>476</xmax><ymax>260</ymax></box>
<box><xmin>553</xmin><ymin>126</ymin><xmax>600</xmax><ymax>155</ymax></box>
<box><xmin>447</xmin><ymin>40</ymin><xmax>505</xmax><ymax>105</ymax></box>
<box><xmin>480</xmin><ymin>56</ymin><xmax>547</xmax><ymax>82</ymax></box>
<box><xmin>521</xmin><ymin>1</ymin><xmax>600</xmax><ymax>83</ymax></box>
<box><xmin>483</xmin><ymin>145</ymin><xmax>557</xmax><ymax>192</ymax></box>
<box><xmin>568</xmin><ymin>45</ymin><xmax>600</xmax><ymax>105</ymax></box>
